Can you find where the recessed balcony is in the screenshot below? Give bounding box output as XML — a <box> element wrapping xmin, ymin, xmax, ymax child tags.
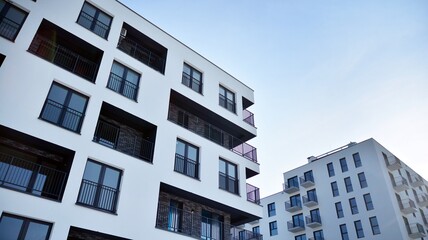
<box><xmin>408</xmin><ymin>223</ymin><xmax>426</xmax><ymax>239</ymax></box>
<box><xmin>287</xmin><ymin>220</ymin><xmax>305</xmax><ymax>233</ymax></box>
<box><xmin>399</xmin><ymin>198</ymin><xmax>417</xmax><ymax>214</ymax></box>
<box><xmin>305</xmin><ymin>215</ymin><xmax>322</xmax><ymax>228</ymax></box>
<box><xmin>416</xmin><ymin>193</ymin><xmax>428</xmax><ymax>208</ymax></box>
<box><xmin>300</xmin><ymin>175</ymin><xmax>315</xmax><ymax>188</ymax></box>
<box><xmin>409</xmin><ymin>175</ymin><xmax>424</xmax><ymax>187</ymax></box>
<box><xmin>392</xmin><ymin>176</ymin><xmax>409</xmax><ymax>192</ymax></box>
<box><xmin>285</xmin><ymin>200</ymin><xmax>302</xmax><ymax>213</ymax></box>
<box><xmin>303</xmin><ymin>195</ymin><xmax>318</xmax><ymax>207</ymax></box>
<box><xmin>385</xmin><ymin>155</ymin><xmax>402</xmax><ymax>171</ymax></box>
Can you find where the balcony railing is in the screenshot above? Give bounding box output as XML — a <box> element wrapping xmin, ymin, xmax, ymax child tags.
<box><xmin>117</xmin><ymin>36</ymin><xmax>165</xmax><ymax>73</ymax></box>
<box><xmin>392</xmin><ymin>176</ymin><xmax>409</xmax><ymax>192</ymax></box>
<box><xmin>246</xmin><ymin>183</ymin><xmax>260</xmax><ymax>204</ymax></box>
<box><xmin>287</xmin><ymin>219</ymin><xmax>305</xmax><ymax>233</ymax></box>
<box><xmin>219</xmin><ymin>94</ymin><xmax>236</xmax><ymax>113</ymax></box>
<box><xmin>77</xmin><ymin>179</ymin><xmax>118</xmax><ymax>213</ymax></box>
<box><xmin>299</xmin><ymin>175</ymin><xmax>315</xmax><ymax>188</ymax></box>
<box><xmin>77</xmin><ymin>11</ymin><xmax>110</xmax><ymax>39</ymax></box>
<box><xmin>385</xmin><ymin>155</ymin><xmax>402</xmax><ymax>171</ymax></box>
<box><xmin>305</xmin><ymin>215</ymin><xmax>322</xmax><ymax>228</ymax></box>
<box><xmin>0</xmin><ymin>152</ymin><xmax>67</xmax><ymax>201</ymax></box>
<box><xmin>174</xmin><ymin>153</ymin><xmax>198</xmax><ymax>179</ymax></box>
<box><xmin>409</xmin><ymin>175</ymin><xmax>424</xmax><ymax>187</ymax></box>
<box><xmin>0</xmin><ymin>16</ymin><xmax>21</xmax><ymax>41</ymax></box>
<box><xmin>93</xmin><ymin>120</ymin><xmax>154</xmax><ymax>162</ymax></box>
<box><xmin>28</xmin><ymin>35</ymin><xmax>99</xmax><ymax>82</ymax></box>
<box><xmin>416</xmin><ymin>193</ymin><xmax>428</xmax><ymax>207</ymax></box>
<box><xmin>285</xmin><ymin>200</ymin><xmax>302</xmax><ymax>212</ymax></box>
<box><xmin>182</xmin><ymin>72</ymin><xmax>202</xmax><ymax>93</ymax></box>
<box><xmin>283</xmin><ymin>182</ymin><xmax>299</xmax><ymax>194</ymax></box>
<box><xmin>399</xmin><ymin>198</ymin><xmax>417</xmax><ymax>214</ymax></box>
<box><xmin>168</xmin><ymin>104</ymin><xmax>258</xmax><ymax>163</ymax></box>
<box><xmin>243</xmin><ymin>109</ymin><xmax>255</xmax><ymax>126</ymax></box>
<box><xmin>303</xmin><ymin>194</ymin><xmax>318</xmax><ymax>207</ymax></box>
<box><xmin>107</xmin><ymin>72</ymin><xmax>139</xmax><ymax>100</ymax></box>
<box><xmin>40</xmin><ymin>99</ymin><xmax>84</xmax><ymax>132</ymax></box>
<box><xmin>156</xmin><ymin>203</ymin><xmax>263</xmax><ymax>240</ymax></box>
<box><xmin>407</xmin><ymin>223</ymin><xmax>426</xmax><ymax>239</ymax></box>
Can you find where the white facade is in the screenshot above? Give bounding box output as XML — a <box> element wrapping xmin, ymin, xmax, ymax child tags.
<box><xmin>0</xmin><ymin>0</ymin><xmax>262</xmax><ymax>239</ymax></box>
<box><xmin>251</xmin><ymin>139</ymin><xmax>428</xmax><ymax>240</ymax></box>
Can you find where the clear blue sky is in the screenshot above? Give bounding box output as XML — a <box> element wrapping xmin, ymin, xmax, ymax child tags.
<box><xmin>121</xmin><ymin>0</ymin><xmax>428</xmax><ymax>197</ymax></box>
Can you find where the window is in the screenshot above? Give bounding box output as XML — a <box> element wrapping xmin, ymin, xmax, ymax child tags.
<box><xmin>0</xmin><ymin>213</ymin><xmax>52</xmax><ymax>240</ymax></box>
<box><xmin>269</xmin><ymin>221</ymin><xmax>278</xmax><ymax>236</ymax></box>
<box><xmin>349</xmin><ymin>197</ymin><xmax>359</xmax><ymax>215</ymax></box>
<box><xmin>267</xmin><ymin>202</ymin><xmax>276</xmax><ymax>217</ymax></box>
<box><xmin>304</xmin><ymin>170</ymin><xmax>314</xmax><ymax>182</ymax></box>
<box><xmin>182</xmin><ymin>63</ymin><xmax>202</xmax><ymax>93</ymax></box>
<box><xmin>358</xmin><ymin>172</ymin><xmax>367</xmax><ymax>188</ymax></box>
<box><xmin>369</xmin><ymin>216</ymin><xmax>380</xmax><ymax>235</ymax></box>
<box><xmin>219</xmin><ymin>158</ymin><xmax>238</xmax><ymax>194</ymax></box>
<box><xmin>40</xmin><ymin>82</ymin><xmax>88</xmax><ymax>133</ymax></box>
<box><xmin>295</xmin><ymin>234</ymin><xmax>306</xmax><ymax>240</ymax></box>
<box><xmin>307</xmin><ymin>189</ymin><xmax>317</xmax><ymax>202</ymax></box>
<box><xmin>107</xmin><ymin>61</ymin><xmax>140</xmax><ymax>100</ymax></box>
<box><xmin>340</xmin><ymin>224</ymin><xmax>349</xmax><ymax>240</ymax></box>
<box><xmin>344</xmin><ymin>177</ymin><xmax>353</xmax><ymax>193</ymax></box>
<box><xmin>252</xmin><ymin>226</ymin><xmax>260</xmax><ymax>235</ymax></box>
<box><xmin>327</xmin><ymin>162</ymin><xmax>335</xmax><ymax>177</ymax></box>
<box><xmin>175</xmin><ymin>139</ymin><xmax>199</xmax><ymax>179</ymax></box>
<box><xmin>167</xmin><ymin>200</ymin><xmax>183</xmax><ymax>232</ymax></box>
<box><xmin>353</xmin><ymin>153</ymin><xmax>362</xmax><ymax>167</ymax></box>
<box><xmin>340</xmin><ymin>158</ymin><xmax>348</xmax><ymax>172</ymax></box>
<box><xmin>238</xmin><ymin>230</ymin><xmax>245</xmax><ymax>240</ymax></box>
<box><xmin>0</xmin><ymin>0</ymin><xmax>28</xmax><ymax>41</ymax></box>
<box><xmin>331</xmin><ymin>181</ymin><xmax>339</xmax><ymax>197</ymax></box>
<box><xmin>363</xmin><ymin>193</ymin><xmax>374</xmax><ymax>211</ymax></box>
<box><xmin>77</xmin><ymin>160</ymin><xmax>122</xmax><ymax>213</ymax></box>
<box><xmin>219</xmin><ymin>85</ymin><xmax>236</xmax><ymax>113</ymax></box>
<box><xmin>287</xmin><ymin>176</ymin><xmax>299</xmax><ymax>188</ymax></box>
<box><xmin>354</xmin><ymin>220</ymin><xmax>364</xmax><ymax>238</ymax></box>
<box><xmin>310</xmin><ymin>209</ymin><xmax>321</xmax><ymax>223</ymax></box>
<box><xmin>77</xmin><ymin>2</ymin><xmax>112</xmax><ymax>39</ymax></box>
<box><xmin>292</xmin><ymin>213</ymin><xmax>304</xmax><ymax>228</ymax></box>
<box><xmin>290</xmin><ymin>194</ymin><xmax>302</xmax><ymax>208</ymax></box>
<box><xmin>313</xmin><ymin>230</ymin><xmax>324</xmax><ymax>240</ymax></box>
<box><xmin>201</xmin><ymin>210</ymin><xmax>223</xmax><ymax>240</ymax></box>
<box><xmin>335</xmin><ymin>202</ymin><xmax>344</xmax><ymax>218</ymax></box>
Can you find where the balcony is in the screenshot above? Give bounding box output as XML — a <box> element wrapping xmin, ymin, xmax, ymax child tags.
<box><xmin>118</xmin><ymin>23</ymin><xmax>167</xmax><ymax>74</ymax></box>
<box><xmin>300</xmin><ymin>175</ymin><xmax>315</xmax><ymax>188</ymax></box>
<box><xmin>399</xmin><ymin>198</ymin><xmax>417</xmax><ymax>214</ymax></box>
<box><xmin>287</xmin><ymin>220</ymin><xmax>305</xmax><ymax>233</ymax></box>
<box><xmin>416</xmin><ymin>193</ymin><xmax>428</xmax><ymax>208</ymax></box>
<box><xmin>246</xmin><ymin>183</ymin><xmax>260</xmax><ymax>204</ymax></box>
<box><xmin>305</xmin><ymin>215</ymin><xmax>322</xmax><ymax>228</ymax></box>
<box><xmin>68</xmin><ymin>226</ymin><xmax>128</xmax><ymax>240</ymax></box>
<box><xmin>303</xmin><ymin>194</ymin><xmax>318</xmax><ymax>207</ymax></box>
<box><xmin>285</xmin><ymin>200</ymin><xmax>302</xmax><ymax>213</ymax></box>
<box><xmin>385</xmin><ymin>155</ymin><xmax>402</xmax><ymax>171</ymax></box>
<box><xmin>28</xmin><ymin>20</ymin><xmax>103</xmax><ymax>82</ymax></box>
<box><xmin>283</xmin><ymin>183</ymin><xmax>299</xmax><ymax>194</ymax></box>
<box><xmin>392</xmin><ymin>176</ymin><xmax>409</xmax><ymax>192</ymax></box>
<box><xmin>243</xmin><ymin>109</ymin><xmax>255</xmax><ymax>127</ymax></box>
<box><xmin>409</xmin><ymin>174</ymin><xmax>424</xmax><ymax>187</ymax></box>
<box><xmin>407</xmin><ymin>223</ymin><xmax>426</xmax><ymax>239</ymax></box>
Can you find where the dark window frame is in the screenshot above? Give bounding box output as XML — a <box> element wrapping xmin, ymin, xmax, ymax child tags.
<box><xmin>77</xmin><ymin>1</ymin><xmax>112</xmax><ymax>39</ymax></box>
<box><xmin>313</xmin><ymin>230</ymin><xmax>324</xmax><ymax>240</ymax></box>
<box><xmin>354</xmin><ymin>220</ymin><xmax>365</xmax><ymax>238</ymax></box>
<box><xmin>369</xmin><ymin>216</ymin><xmax>381</xmax><ymax>235</ymax></box>
<box><xmin>219</xmin><ymin>85</ymin><xmax>236</xmax><ymax>113</ymax></box>
<box><xmin>358</xmin><ymin>172</ymin><xmax>368</xmax><ymax>188</ymax></box>
<box><xmin>0</xmin><ymin>1</ymin><xmax>28</xmax><ymax>41</ymax></box>
<box><xmin>363</xmin><ymin>193</ymin><xmax>374</xmax><ymax>211</ymax></box>
<box><xmin>327</xmin><ymin>162</ymin><xmax>335</xmax><ymax>177</ymax></box>
<box><xmin>267</xmin><ymin>202</ymin><xmax>276</xmax><ymax>217</ymax></box>
<box><xmin>107</xmin><ymin>61</ymin><xmax>140</xmax><ymax>101</ymax></box>
<box><xmin>174</xmin><ymin>139</ymin><xmax>199</xmax><ymax>179</ymax></box>
<box><xmin>340</xmin><ymin>224</ymin><xmax>349</xmax><ymax>240</ymax></box>
<box><xmin>349</xmin><ymin>197</ymin><xmax>359</xmax><ymax>215</ymax></box>
<box><xmin>335</xmin><ymin>202</ymin><xmax>344</xmax><ymax>218</ymax></box>
<box><xmin>340</xmin><ymin>158</ymin><xmax>348</xmax><ymax>172</ymax></box>
<box><xmin>269</xmin><ymin>221</ymin><xmax>278</xmax><ymax>236</ymax></box>
<box><xmin>290</xmin><ymin>194</ymin><xmax>302</xmax><ymax>208</ymax></box>
<box><xmin>287</xmin><ymin>176</ymin><xmax>299</xmax><ymax>188</ymax></box>
<box><xmin>182</xmin><ymin>63</ymin><xmax>203</xmax><ymax>94</ymax></box>
<box><xmin>353</xmin><ymin>152</ymin><xmax>362</xmax><ymax>167</ymax></box>
<box><xmin>0</xmin><ymin>213</ymin><xmax>52</xmax><ymax>240</ymax></box>
<box><xmin>219</xmin><ymin>158</ymin><xmax>239</xmax><ymax>194</ymax></box>
<box><xmin>344</xmin><ymin>177</ymin><xmax>353</xmax><ymax>193</ymax></box>
<box><xmin>331</xmin><ymin>181</ymin><xmax>339</xmax><ymax>197</ymax></box>
<box><xmin>295</xmin><ymin>234</ymin><xmax>306</xmax><ymax>240</ymax></box>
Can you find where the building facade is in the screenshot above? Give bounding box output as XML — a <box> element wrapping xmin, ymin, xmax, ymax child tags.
<box><xmin>251</xmin><ymin>139</ymin><xmax>428</xmax><ymax>240</ymax></box>
<box><xmin>0</xmin><ymin>0</ymin><xmax>262</xmax><ymax>239</ymax></box>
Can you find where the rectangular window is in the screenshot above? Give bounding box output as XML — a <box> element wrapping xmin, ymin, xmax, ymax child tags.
<box><xmin>267</xmin><ymin>202</ymin><xmax>276</xmax><ymax>217</ymax></box>
<box><xmin>167</xmin><ymin>200</ymin><xmax>183</xmax><ymax>232</ymax></box>
<box><xmin>0</xmin><ymin>213</ymin><xmax>52</xmax><ymax>240</ymax></box>
<box><xmin>369</xmin><ymin>216</ymin><xmax>380</xmax><ymax>235</ymax></box>
<box><xmin>175</xmin><ymin>139</ymin><xmax>199</xmax><ymax>179</ymax></box>
<box><xmin>327</xmin><ymin>162</ymin><xmax>335</xmax><ymax>177</ymax></box>
<box><xmin>201</xmin><ymin>210</ymin><xmax>223</xmax><ymax>240</ymax></box>
<box><xmin>354</xmin><ymin>220</ymin><xmax>364</xmax><ymax>238</ymax></box>
<box><xmin>252</xmin><ymin>226</ymin><xmax>260</xmax><ymax>235</ymax></box>
<box><xmin>290</xmin><ymin>194</ymin><xmax>302</xmax><ymax>208</ymax></box>
<box><xmin>77</xmin><ymin>160</ymin><xmax>122</xmax><ymax>213</ymax></box>
<box><xmin>219</xmin><ymin>85</ymin><xmax>236</xmax><ymax>113</ymax></box>
<box><xmin>304</xmin><ymin>170</ymin><xmax>314</xmax><ymax>182</ymax></box>
<box><xmin>353</xmin><ymin>152</ymin><xmax>362</xmax><ymax>167</ymax></box>
<box><xmin>358</xmin><ymin>172</ymin><xmax>368</xmax><ymax>188</ymax></box>
<box><xmin>313</xmin><ymin>230</ymin><xmax>324</xmax><ymax>240</ymax></box>
<box><xmin>107</xmin><ymin>61</ymin><xmax>140</xmax><ymax>100</ymax></box>
<box><xmin>219</xmin><ymin>158</ymin><xmax>238</xmax><ymax>194</ymax></box>
<box><xmin>335</xmin><ymin>202</ymin><xmax>344</xmax><ymax>218</ymax></box>
<box><xmin>340</xmin><ymin>158</ymin><xmax>348</xmax><ymax>172</ymax></box>
<box><xmin>269</xmin><ymin>221</ymin><xmax>278</xmax><ymax>236</ymax></box>
<box><xmin>307</xmin><ymin>189</ymin><xmax>317</xmax><ymax>202</ymax></box>
<box><xmin>340</xmin><ymin>224</ymin><xmax>349</xmax><ymax>240</ymax></box>
<box><xmin>295</xmin><ymin>234</ymin><xmax>306</xmax><ymax>240</ymax></box>
<box><xmin>182</xmin><ymin>63</ymin><xmax>202</xmax><ymax>93</ymax></box>
<box><xmin>77</xmin><ymin>2</ymin><xmax>112</xmax><ymax>39</ymax></box>
<box><xmin>287</xmin><ymin>176</ymin><xmax>299</xmax><ymax>188</ymax></box>
<box><xmin>344</xmin><ymin>177</ymin><xmax>353</xmax><ymax>193</ymax></box>
<box><xmin>40</xmin><ymin>82</ymin><xmax>88</xmax><ymax>133</ymax></box>
<box><xmin>331</xmin><ymin>181</ymin><xmax>339</xmax><ymax>197</ymax></box>
<box><xmin>292</xmin><ymin>213</ymin><xmax>304</xmax><ymax>228</ymax></box>
<box><xmin>349</xmin><ymin>197</ymin><xmax>359</xmax><ymax>215</ymax></box>
<box><xmin>310</xmin><ymin>208</ymin><xmax>321</xmax><ymax>223</ymax></box>
<box><xmin>363</xmin><ymin>193</ymin><xmax>374</xmax><ymax>210</ymax></box>
<box><xmin>0</xmin><ymin>0</ymin><xmax>28</xmax><ymax>41</ymax></box>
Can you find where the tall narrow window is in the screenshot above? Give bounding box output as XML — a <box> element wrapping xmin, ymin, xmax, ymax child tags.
<box><xmin>267</xmin><ymin>202</ymin><xmax>276</xmax><ymax>217</ymax></box>
<box><xmin>77</xmin><ymin>160</ymin><xmax>122</xmax><ymax>213</ymax></box>
<box><xmin>358</xmin><ymin>172</ymin><xmax>368</xmax><ymax>188</ymax></box>
<box><xmin>327</xmin><ymin>162</ymin><xmax>335</xmax><ymax>177</ymax></box>
<box><xmin>107</xmin><ymin>61</ymin><xmax>140</xmax><ymax>100</ymax></box>
<box><xmin>292</xmin><ymin>213</ymin><xmax>304</xmax><ymax>228</ymax></box>
<box><xmin>0</xmin><ymin>213</ymin><xmax>52</xmax><ymax>240</ymax></box>
<box><xmin>168</xmin><ymin>200</ymin><xmax>183</xmax><ymax>232</ymax></box>
<box><xmin>219</xmin><ymin>85</ymin><xmax>236</xmax><ymax>113</ymax></box>
<box><xmin>353</xmin><ymin>152</ymin><xmax>362</xmax><ymax>167</ymax></box>
<box><xmin>175</xmin><ymin>139</ymin><xmax>199</xmax><ymax>179</ymax></box>
<box><xmin>310</xmin><ymin>208</ymin><xmax>321</xmax><ymax>223</ymax></box>
<box><xmin>363</xmin><ymin>193</ymin><xmax>374</xmax><ymax>210</ymax></box>
<box><xmin>335</xmin><ymin>202</ymin><xmax>344</xmax><ymax>218</ymax></box>
<box><xmin>0</xmin><ymin>0</ymin><xmax>28</xmax><ymax>41</ymax></box>
<box><xmin>331</xmin><ymin>181</ymin><xmax>339</xmax><ymax>197</ymax></box>
<box><xmin>182</xmin><ymin>63</ymin><xmax>202</xmax><ymax>93</ymax></box>
<box><xmin>269</xmin><ymin>221</ymin><xmax>278</xmax><ymax>236</ymax></box>
<box><xmin>344</xmin><ymin>177</ymin><xmax>353</xmax><ymax>193</ymax></box>
<box><xmin>369</xmin><ymin>216</ymin><xmax>380</xmax><ymax>235</ymax></box>
<box><xmin>219</xmin><ymin>159</ymin><xmax>238</xmax><ymax>194</ymax></box>
<box><xmin>201</xmin><ymin>210</ymin><xmax>223</xmax><ymax>240</ymax></box>
<box><xmin>290</xmin><ymin>194</ymin><xmax>302</xmax><ymax>208</ymax></box>
<box><xmin>77</xmin><ymin>2</ymin><xmax>112</xmax><ymax>39</ymax></box>
<box><xmin>307</xmin><ymin>189</ymin><xmax>317</xmax><ymax>202</ymax></box>
<box><xmin>340</xmin><ymin>158</ymin><xmax>348</xmax><ymax>172</ymax></box>
<box><xmin>349</xmin><ymin>197</ymin><xmax>359</xmax><ymax>215</ymax></box>
<box><xmin>354</xmin><ymin>220</ymin><xmax>364</xmax><ymax>238</ymax></box>
<box><xmin>40</xmin><ymin>82</ymin><xmax>88</xmax><ymax>133</ymax></box>
<box><xmin>340</xmin><ymin>224</ymin><xmax>349</xmax><ymax>240</ymax></box>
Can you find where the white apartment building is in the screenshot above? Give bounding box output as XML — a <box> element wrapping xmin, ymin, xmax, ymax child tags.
<box><xmin>0</xmin><ymin>0</ymin><xmax>263</xmax><ymax>239</ymax></box>
<box><xmin>251</xmin><ymin>139</ymin><xmax>428</xmax><ymax>240</ymax></box>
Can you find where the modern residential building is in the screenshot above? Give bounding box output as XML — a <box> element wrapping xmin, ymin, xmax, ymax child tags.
<box><xmin>0</xmin><ymin>0</ymin><xmax>262</xmax><ymax>239</ymax></box>
<box><xmin>250</xmin><ymin>139</ymin><xmax>428</xmax><ymax>240</ymax></box>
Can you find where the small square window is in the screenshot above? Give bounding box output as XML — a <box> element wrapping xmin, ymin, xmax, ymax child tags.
<box><xmin>182</xmin><ymin>63</ymin><xmax>202</xmax><ymax>93</ymax></box>
<box><xmin>77</xmin><ymin>2</ymin><xmax>112</xmax><ymax>39</ymax></box>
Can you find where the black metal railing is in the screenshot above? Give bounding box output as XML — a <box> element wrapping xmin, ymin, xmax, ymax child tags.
<box><xmin>305</xmin><ymin>215</ymin><xmax>322</xmax><ymax>225</ymax></box>
<box><xmin>28</xmin><ymin>35</ymin><xmax>99</xmax><ymax>82</ymax></box>
<box><xmin>287</xmin><ymin>219</ymin><xmax>305</xmax><ymax>230</ymax></box>
<box><xmin>182</xmin><ymin>72</ymin><xmax>202</xmax><ymax>93</ymax></box>
<box><xmin>93</xmin><ymin>120</ymin><xmax>155</xmax><ymax>162</ymax></box>
<box><xmin>107</xmin><ymin>72</ymin><xmax>138</xmax><ymax>100</ymax></box>
<box><xmin>246</xmin><ymin>183</ymin><xmax>260</xmax><ymax>204</ymax></box>
<box><xmin>174</xmin><ymin>153</ymin><xmax>199</xmax><ymax>179</ymax></box>
<box><xmin>77</xmin><ymin>179</ymin><xmax>118</xmax><ymax>213</ymax></box>
<box><xmin>219</xmin><ymin>94</ymin><xmax>236</xmax><ymax>113</ymax></box>
<box><xmin>303</xmin><ymin>194</ymin><xmax>318</xmax><ymax>204</ymax></box>
<box><xmin>219</xmin><ymin>173</ymin><xmax>239</xmax><ymax>195</ymax></box>
<box><xmin>156</xmin><ymin>203</ymin><xmax>263</xmax><ymax>240</ymax></box>
<box><xmin>0</xmin><ymin>16</ymin><xmax>21</xmax><ymax>41</ymax></box>
<box><xmin>77</xmin><ymin>11</ymin><xmax>110</xmax><ymax>39</ymax></box>
<box><xmin>40</xmin><ymin>99</ymin><xmax>84</xmax><ymax>132</ymax></box>
<box><xmin>243</xmin><ymin>109</ymin><xmax>255</xmax><ymax>126</ymax></box>
<box><xmin>285</xmin><ymin>199</ymin><xmax>302</xmax><ymax>210</ymax></box>
<box><xmin>168</xmin><ymin>104</ymin><xmax>258</xmax><ymax>162</ymax></box>
<box><xmin>117</xmin><ymin>36</ymin><xmax>165</xmax><ymax>73</ymax></box>
<box><xmin>0</xmin><ymin>152</ymin><xmax>67</xmax><ymax>201</ymax></box>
